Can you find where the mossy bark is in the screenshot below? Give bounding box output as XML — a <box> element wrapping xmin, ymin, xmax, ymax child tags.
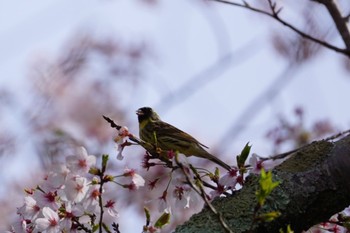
<box><xmin>175</xmin><ymin>135</ymin><xmax>350</xmax><ymax>233</ymax></box>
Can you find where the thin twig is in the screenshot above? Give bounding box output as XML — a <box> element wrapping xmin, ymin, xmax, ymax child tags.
<box><xmin>98</xmin><ymin>172</ymin><xmax>105</xmax><ymax>233</ymax></box>
<box><xmin>155</xmin><ymin>37</ymin><xmax>261</xmax><ymax>112</ymax></box>
<box><xmin>103</xmin><ymin>115</ymin><xmax>121</xmax><ymax>130</ymax></box>
<box><xmin>209</xmin><ymin>0</ymin><xmax>350</xmax><ymax>57</ymax></box>
<box><xmin>324</xmin><ymin>128</ymin><xmax>350</xmax><ymax>141</ymax></box>
<box><xmin>218</xmin><ymin>63</ymin><xmax>297</xmax><ymax>153</ymax></box>
<box><xmin>314</xmin><ymin>0</ymin><xmax>350</xmax><ymax>50</ymax></box>
<box><xmin>260</xmin><ymin>128</ymin><xmax>350</xmax><ymax>161</ymax></box>
<box><xmin>175</xmin><ymin>155</ymin><xmax>234</xmax><ymax>233</ymax></box>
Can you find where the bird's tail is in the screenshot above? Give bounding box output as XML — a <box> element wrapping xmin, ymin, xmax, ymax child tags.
<box><xmin>199</xmin><ymin>150</ymin><xmax>231</xmax><ymax>171</ymax></box>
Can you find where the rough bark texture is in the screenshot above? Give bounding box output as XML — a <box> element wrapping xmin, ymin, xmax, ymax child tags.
<box><xmin>175</xmin><ymin>135</ymin><xmax>350</xmax><ymax>233</ymax></box>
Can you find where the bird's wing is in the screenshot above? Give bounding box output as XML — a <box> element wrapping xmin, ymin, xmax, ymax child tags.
<box><xmin>153</xmin><ymin>120</ymin><xmax>209</xmax><ymax>149</ymax></box>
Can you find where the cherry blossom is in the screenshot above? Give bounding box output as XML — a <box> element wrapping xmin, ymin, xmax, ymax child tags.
<box><xmin>249</xmin><ymin>153</ymin><xmax>275</xmax><ymax>174</ymax></box>
<box><xmin>114</xmin><ymin>126</ymin><xmax>129</xmax><ymax>144</ymax></box>
<box><xmin>172</xmin><ymin>185</ymin><xmax>197</xmax><ymax>209</ymax></box>
<box><xmin>64</xmin><ymin>176</ymin><xmax>89</xmax><ymax>203</ymax></box>
<box><xmin>158</xmin><ymin>191</ymin><xmax>168</xmax><ymax>212</ymax></box>
<box><xmin>34</xmin><ymin>190</ymin><xmax>60</xmax><ymax>211</ymax></box>
<box><xmin>83</xmin><ymin>185</ymin><xmax>101</xmax><ymax>212</ymax></box>
<box><xmin>35</xmin><ymin>207</ymin><xmax>60</xmax><ymax>233</ymax></box>
<box><xmin>66</xmin><ymin>147</ymin><xmax>96</xmax><ymax>174</ymax></box>
<box><xmin>123</xmin><ymin>168</ymin><xmax>145</xmax><ymax>189</ymax></box>
<box><xmin>17</xmin><ymin>196</ymin><xmax>40</xmax><ymax>220</ymax></box>
<box><xmin>219</xmin><ymin>168</ymin><xmax>238</xmax><ymax>188</ymax></box>
<box><xmin>114</xmin><ymin>126</ymin><xmax>130</xmax><ymax>160</ymax></box>
<box><xmin>209</xmin><ymin>184</ymin><xmax>226</xmax><ymax>199</ymax></box>
<box><xmin>105</xmin><ymin>199</ymin><xmax>119</xmax><ymax>218</ymax></box>
<box><xmin>60</xmin><ymin>202</ymin><xmax>84</xmax><ymax>232</ymax></box>
<box><xmin>44</xmin><ymin>164</ymin><xmax>70</xmax><ymax>190</ymax></box>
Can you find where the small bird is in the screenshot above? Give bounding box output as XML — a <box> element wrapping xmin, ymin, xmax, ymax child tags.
<box><xmin>136</xmin><ymin>107</ymin><xmax>231</xmax><ymax>170</ymax></box>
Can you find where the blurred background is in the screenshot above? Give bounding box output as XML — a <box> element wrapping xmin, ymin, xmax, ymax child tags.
<box><xmin>1</xmin><ymin>0</ymin><xmax>350</xmax><ymax>232</ymax></box>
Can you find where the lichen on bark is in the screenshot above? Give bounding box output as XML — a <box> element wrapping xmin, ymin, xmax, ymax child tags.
<box><xmin>175</xmin><ymin>135</ymin><xmax>350</xmax><ymax>233</ymax></box>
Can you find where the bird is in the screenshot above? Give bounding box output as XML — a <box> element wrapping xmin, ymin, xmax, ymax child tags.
<box><xmin>136</xmin><ymin>107</ymin><xmax>231</xmax><ymax>171</ymax></box>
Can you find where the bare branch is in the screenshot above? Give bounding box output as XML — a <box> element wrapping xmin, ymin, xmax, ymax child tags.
<box><xmin>217</xmin><ymin>64</ymin><xmax>297</xmax><ymax>153</ymax></box>
<box><xmin>155</xmin><ymin>37</ymin><xmax>260</xmax><ymax>112</ymax></box>
<box><xmin>209</xmin><ymin>0</ymin><xmax>350</xmax><ymax>57</ymax></box>
<box><xmin>344</xmin><ymin>12</ymin><xmax>350</xmax><ymax>22</ymax></box>
<box><xmin>260</xmin><ymin>128</ymin><xmax>350</xmax><ymax>161</ymax></box>
<box><xmin>315</xmin><ymin>0</ymin><xmax>350</xmax><ymax>51</ymax></box>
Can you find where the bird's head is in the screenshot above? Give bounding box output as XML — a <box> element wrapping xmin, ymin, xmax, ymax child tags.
<box><xmin>136</xmin><ymin>107</ymin><xmax>160</xmax><ymax>123</ymax></box>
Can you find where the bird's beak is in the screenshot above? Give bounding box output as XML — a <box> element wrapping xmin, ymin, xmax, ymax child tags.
<box><xmin>136</xmin><ymin>109</ymin><xmax>143</xmax><ymax>116</ymax></box>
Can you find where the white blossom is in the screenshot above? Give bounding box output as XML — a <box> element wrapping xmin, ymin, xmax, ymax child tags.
<box><xmin>66</xmin><ymin>147</ymin><xmax>96</xmax><ymax>174</ymax></box>
<box><xmin>64</xmin><ymin>176</ymin><xmax>89</xmax><ymax>203</ymax></box>
<box><xmin>35</xmin><ymin>207</ymin><xmax>60</xmax><ymax>233</ymax></box>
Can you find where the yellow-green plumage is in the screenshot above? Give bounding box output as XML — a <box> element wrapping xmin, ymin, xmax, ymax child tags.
<box><xmin>136</xmin><ymin>107</ymin><xmax>231</xmax><ymax>170</ymax></box>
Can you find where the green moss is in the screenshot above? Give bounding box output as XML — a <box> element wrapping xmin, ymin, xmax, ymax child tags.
<box><xmin>276</xmin><ymin>141</ymin><xmax>334</xmax><ymax>173</ymax></box>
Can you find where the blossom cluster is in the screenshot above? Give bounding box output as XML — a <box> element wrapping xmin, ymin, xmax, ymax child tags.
<box><xmin>8</xmin><ymin>123</ymin><xmax>277</xmax><ymax>233</ymax></box>
<box><xmin>8</xmin><ymin>147</ymin><xmax>145</xmax><ymax>233</ymax></box>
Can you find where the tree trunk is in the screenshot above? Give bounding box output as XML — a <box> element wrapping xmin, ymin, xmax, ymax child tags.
<box><xmin>175</xmin><ymin>134</ymin><xmax>350</xmax><ymax>233</ymax></box>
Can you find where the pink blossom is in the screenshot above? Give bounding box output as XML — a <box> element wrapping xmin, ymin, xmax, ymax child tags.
<box><xmin>114</xmin><ymin>126</ymin><xmax>130</xmax><ymax>160</ymax></box>
<box><xmin>66</xmin><ymin>147</ymin><xmax>96</xmax><ymax>174</ymax></box>
<box><xmin>148</xmin><ymin>178</ymin><xmax>160</xmax><ymax>190</ymax></box>
<box><xmin>60</xmin><ymin>202</ymin><xmax>84</xmax><ymax>231</ymax></box>
<box><xmin>114</xmin><ymin>126</ymin><xmax>129</xmax><ymax>143</ymax></box>
<box><xmin>158</xmin><ymin>191</ymin><xmax>168</xmax><ymax>212</ymax></box>
<box><xmin>64</xmin><ymin>176</ymin><xmax>89</xmax><ymax>203</ymax></box>
<box><xmin>249</xmin><ymin>153</ymin><xmax>275</xmax><ymax>174</ymax></box>
<box><xmin>83</xmin><ymin>185</ymin><xmax>101</xmax><ymax>212</ymax></box>
<box><xmin>105</xmin><ymin>199</ymin><xmax>119</xmax><ymax>218</ymax></box>
<box><xmin>123</xmin><ymin>168</ymin><xmax>145</xmax><ymax>188</ymax></box>
<box><xmin>17</xmin><ymin>196</ymin><xmax>40</xmax><ymax>220</ymax></box>
<box><xmin>34</xmin><ymin>190</ymin><xmax>59</xmax><ymax>210</ymax></box>
<box><xmin>173</xmin><ymin>185</ymin><xmax>197</xmax><ymax>209</ymax></box>
<box><xmin>219</xmin><ymin>168</ymin><xmax>238</xmax><ymax>188</ymax></box>
<box><xmin>210</xmin><ymin>184</ymin><xmax>225</xmax><ymax>199</ymax></box>
<box><xmin>44</xmin><ymin>164</ymin><xmax>70</xmax><ymax>190</ymax></box>
<box><xmin>35</xmin><ymin>207</ymin><xmax>60</xmax><ymax>233</ymax></box>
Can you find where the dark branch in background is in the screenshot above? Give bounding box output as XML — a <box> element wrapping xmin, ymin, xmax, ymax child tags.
<box><xmin>313</xmin><ymin>0</ymin><xmax>350</xmax><ymax>51</ymax></box>
<box><xmin>208</xmin><ymin>0</ymin><xmax>350</xmax><ymax>57</ymax></box>
<box><xmin>217</xmin><ymin>63</ymin><xmax>298</xmax><ymax>153</ymax></box>
<box><xmin>155</xmin><ymin>37</ymin><xmax>261</xmax><ymax>112</ymax></box>
<box><xmin>194</xmin><ymin>0</ymin><xmax>233</xmax><ymax>57</ymax></box>
<box><xmin>143</xmin><ymin>0</ymin><xmax>233</xmax><ymax>99</ymax></box>
<box><xmin>260</xmin><ymin>128</ymin><xmax>350</xmax><ymax>161</ymax></box>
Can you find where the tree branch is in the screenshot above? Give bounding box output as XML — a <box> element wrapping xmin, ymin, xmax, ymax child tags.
<box><xmin>208</xmin><ymin>0</ymin><xmax>350</xmax><ymax>57</ymax></box>
<box><xmin>175</xmin><ymin>135</ymin><xmax>350</xmax><ymax>233</ymax></box>
<box><xmin>217</xmin><ymin>63</ymin><xmax>297</xmax><ymax>153</ymax></box>
<box><xmin>314</xmin><ymin>0</ymin><xmax>350</xmax><ymax>51</ymax></box>
<box><xmin>155</xmin><ymin>37</ymin><xmax>260</xmax><ymax>113</ymax></box>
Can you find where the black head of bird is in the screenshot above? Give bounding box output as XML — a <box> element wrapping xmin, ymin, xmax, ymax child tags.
<box><xmin>136</xmin><ymin>107</ymin><xmax>160</xmax><ymax>123</ymax></box>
